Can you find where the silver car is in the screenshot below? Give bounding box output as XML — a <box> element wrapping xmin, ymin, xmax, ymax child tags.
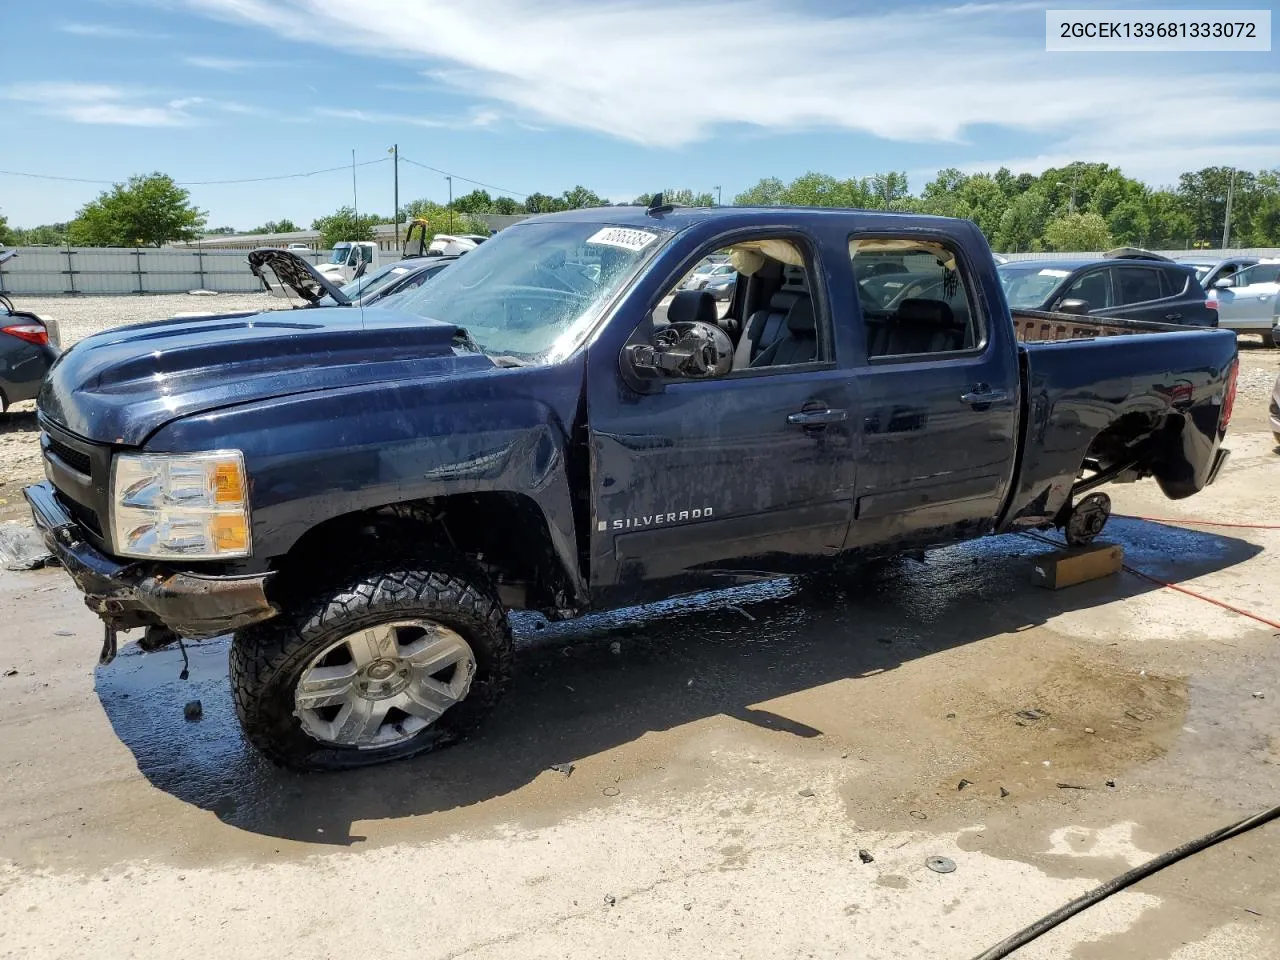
<box><xmin>1207</xmin><ymin>260</ymin><xmax>1280</xmax><ymax>345</ymax></box>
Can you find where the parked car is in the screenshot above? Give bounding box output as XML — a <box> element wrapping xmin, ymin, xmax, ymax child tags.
<box><xmin>681</xmin><ymin>260</ymin><xmax>735</xmax><ymax>290</ymax></box>
<box><xmin>286</xmin><ymin>243</ymin><xmax>312</xmax><ymax>252</ymax></box>
<box><xmin>1204</xmin><ymin>260</ymin><xmax>1280</xmax><ymax>346</ymax></box>
<box><xmin>997</xmin><ymin>256</ymin><xmax>1217</xmax><ymax>326</ymax></box>
<box><xmin>248</xmin><ymin>249</ymin><xmax>458</xmax><ymax>308</ymax></box>
<box><xmin>0</xmin><ymin>284</ymin><xmax>61</xmax><ymax>415</ymax></box>
<box><xmin>1177</xmin><ymin>255</ymin><xmax>1259</xmax><ymax>290</ymax></box>
<box><xmin>27</xmin><ymin>206</ymin><xmax>1236</xmax><ymax>770</ymax></box>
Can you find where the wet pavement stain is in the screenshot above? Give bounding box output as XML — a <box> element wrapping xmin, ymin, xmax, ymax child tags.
<box><xmin>90</xmin><ymin>521</ymin><xmax>1259</xmax><ymax>850</ymax></box>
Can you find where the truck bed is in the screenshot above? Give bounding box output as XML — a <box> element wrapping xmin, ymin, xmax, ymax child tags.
<box><xmin>1013</xmin><ymin>308</ymin><xmax>1200</xmax><ymax>342</ymax></box>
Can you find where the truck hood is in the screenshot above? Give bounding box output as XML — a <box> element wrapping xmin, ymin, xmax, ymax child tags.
<box><xmin>40</xmin><ymin>308</ymin><xmax>483</xmax><ymax>446</ymax></box>
<box><xmin>248</xmin><ymin>248</ymin><xmax>350</xmax><ymax>305</ymax></box>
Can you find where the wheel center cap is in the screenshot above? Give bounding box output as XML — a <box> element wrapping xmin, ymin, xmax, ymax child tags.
<box><xmin>367</xmin><ymin>660</ymin><xmax>398</xmax><ymax>681</ymax></box>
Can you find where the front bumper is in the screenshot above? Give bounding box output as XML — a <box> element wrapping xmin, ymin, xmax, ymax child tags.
<box><xmin>24</xmin><ymin>481</ymin><xmax>276</xmax><ymax>641</ymax></box>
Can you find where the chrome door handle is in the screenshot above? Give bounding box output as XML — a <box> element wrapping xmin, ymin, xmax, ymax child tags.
<box><xmin>787</xmin><ymin>408</ymin><xmax>847</xmax><ymax>426</ymax></box>
<box><xmin>960</xmin><ymin>388</ymin><xmax>1009</xmax><ymax>406</ymax></box>
<box><xmin>1164</xmin><ymin>313</ymin><xmax>1182</xmax><ymax>320</ymax></box>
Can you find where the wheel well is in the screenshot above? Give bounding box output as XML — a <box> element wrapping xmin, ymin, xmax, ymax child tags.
<box><xmin>270</xmin><ymin>492</ymin><xmax>576</xmax><ymax>614</ymax></box>
<box><xmin>1082</xmin><ymin>411</ymin><xmax>1164</xmax><ymax>472</ymax></box>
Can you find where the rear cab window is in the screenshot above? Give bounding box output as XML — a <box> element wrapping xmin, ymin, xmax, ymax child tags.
<box><xmin>850</xmin><ymin>237</ymin><xmax>985</xmax><ymax>360</ymax></box>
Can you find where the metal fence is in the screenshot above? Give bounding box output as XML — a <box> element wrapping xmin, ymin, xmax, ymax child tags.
<box><xmin>0</xmin><ymin>246</ymin><xmax>325</xmax><ymax>296</ymax></box>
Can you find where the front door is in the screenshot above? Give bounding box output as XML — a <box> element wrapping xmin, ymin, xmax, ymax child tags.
<box><xmin>585</xmin><ymin>234</ymin><xmax>858</xmax><ymax>605</ymax></box>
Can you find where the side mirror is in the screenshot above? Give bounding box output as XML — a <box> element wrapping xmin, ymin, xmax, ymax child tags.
<box><xmin>1212</xmin><ymin>277</ymin><xmax>1234</xmax><ymax>290</ymax></box>
<box><xmin>1058</xmin><ymin>298</ymin><xmax>1092</xmax><ymax>315</ymax></box>
<box><xmin>621</xmin><ymin>321</ymin><xmax>733</xmax><ymax>390</ymax></box>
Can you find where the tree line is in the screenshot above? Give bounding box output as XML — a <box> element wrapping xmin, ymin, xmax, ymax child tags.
<box><xmin>3</xmin><ymin>164</ymin><xmax>1278</xmax><ymax>252</ymax></box>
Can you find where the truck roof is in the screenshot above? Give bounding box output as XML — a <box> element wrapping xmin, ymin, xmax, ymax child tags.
<box><xmin>519</xmin><ymin>205</ymin><xmax>974</xmax><ymax>232</ymax></box>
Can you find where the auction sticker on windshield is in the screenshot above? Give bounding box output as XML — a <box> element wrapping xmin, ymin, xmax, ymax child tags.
<box><xmin>587</xmin><ymin>227</ymin><xmax>660</xmax><ymax>251</ymax></box>
<box><xmin>1040</xmin><ymin>268</ymin><xmax>1071</xmax><ymax>277</ymax></box>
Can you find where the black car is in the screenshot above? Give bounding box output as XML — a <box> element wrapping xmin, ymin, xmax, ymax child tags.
<box><xmin>1</xmin><ymin>258</ymin><xmax>61</xmax><ymax>415</ymax></box>
<box><xmin>997</xmin><ymin>255</ymin><xmax>1217</xmax><ymax>326</ymax></box>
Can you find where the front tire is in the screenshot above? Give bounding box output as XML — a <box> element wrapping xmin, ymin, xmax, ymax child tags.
<box><xmin>230</xmin><ymin>566</ymin><xmax>512</xmax><ymax>771</ymax></box>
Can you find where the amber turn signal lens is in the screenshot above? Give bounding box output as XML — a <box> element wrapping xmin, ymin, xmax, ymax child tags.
<box><xmin>213</xmin><ymin>461</ymin><xmax>245</xmax><ymax>504</ymax></box>
<box><xmin>211</xmin><ymin>514</ymin><xmax>249</xmax><ymax>552</ymax></box>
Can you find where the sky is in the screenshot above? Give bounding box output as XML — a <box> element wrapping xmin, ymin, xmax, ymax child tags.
<box><xmin>1</xmin><ymin>0</ymin><xmax>1277</xmax><ymax>231</ymax></box>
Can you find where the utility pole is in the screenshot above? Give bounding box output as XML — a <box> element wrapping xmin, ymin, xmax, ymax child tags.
<box><xmin>715</xmin><ymin>185</ymin><xmax>722</xmax><ymax>206</ymax></box>
<box><xmin>446</xmin><ymin>175</ymin><xmax>453</xmax><ymax>233</ymax></box>
<box><xmin>1222</xmin><ymin>168</ymin><xmax>1236</xmax><ymax>249</ymax></box>
<box><xmin>351</xmin><ymin>149</ymin><xmax>359</xmax><ymax>224</ymax></box>
<box><xmin>389</xmin><ymin>143</ymin><xmax>399</xmax><ymax>247</ymax></box>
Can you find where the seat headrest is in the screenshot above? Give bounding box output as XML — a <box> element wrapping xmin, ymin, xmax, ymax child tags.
<box><xmin>667</xmin><ymin>289</ymin><xmax>719</xmax><ymax>326</ymax></box>
<box><xmin>895</xmin><ymin>298</ymin><xmax>956</xmax><ymax>327</ymax></box>
<box><xmin>768</xmin><ymin>290</ymin><xmax>801</xmax><ymax>312</ymax></box>
<box><xmin>786</xmin><ymin>297</ymin><xmax>816</xmax><ymax>334</ymax></box>
<box><xmin>781</xmin><ymin>264</ymin><xmax>809</xmax><ymax>292</ymax></box>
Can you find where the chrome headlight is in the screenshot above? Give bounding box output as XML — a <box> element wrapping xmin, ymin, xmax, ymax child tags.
<box><xmin>110</xmin><ymin>451</ymin><xmax>252</xmax><ymax>559</ymax></box>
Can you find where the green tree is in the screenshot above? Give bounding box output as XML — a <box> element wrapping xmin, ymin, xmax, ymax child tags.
<box><xmin>251</xmin><ymin>219</ymin><xmax>300</xmax><ymax>234</ymax></box>
<box><xmin>491</xmin><ymin>196</ymin><xmax>522</xmax><ymax>215</ymax></box>
<box><xmin>311</xmin><ymin>206</ymin><xmax>382</xmax><ymax>249</ymax></box>
<box><xmin>522</xmin><ymin>192</ymin><xmax>563</xmax><ymax>214</ymax></box>
<box><xmin>1144</xmin><ymin>190</ymin><xmax>1194</xmax><ymax>248</ymax></box>
<box><xmin>559</xmin><ymin>185</ymin><xmax>606</xmax><ymax>209</ymax></box>
<box><xmin>452</xmin><ymin>189</ymin><xmax>493</xmax><ymax>214</ymax></box>
<box><xmin>868</xmin><ymin>171</ymin><xmax>912</xmax><ymax>210</ymax></box>
<box><xmin>0</xmin><ymin>212</ymin><xmax>10</xmax><ymax>245</ymax></box>
<box><xmin>1043</xmin><ymin>211</ymin><xmax>1112</xmax><ymax>251</ymax></box>
<box><xmin>733</xmin><ymin>177</ymin><xmax>787</xmax><ymax>206</ymax></box>
<box><xmin>993</xmin><ymin>188</ymin><xmax>1050</xmax><ymax>252</ymax></box>
<box><xmin>400</xmin><ymin>199</ymin><xmax>490</xmax><ymax>239</ymax></box>
<box><xmin>67</xmin><ymin>173</ymin><xmax>206</xmax><ymax>247</ymax></box>
<box><xmin>205</xmin><ymin>226</ymin><xmax>238</xmax><ymax>235</ymax></box>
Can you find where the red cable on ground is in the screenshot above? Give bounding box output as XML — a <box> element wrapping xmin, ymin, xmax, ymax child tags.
<box><xmin>1019</xmin><ymin>531</ymin><xmax>1280</xmax><ymax>632</ymax></box>
<box><xmin>1116</xmin><ymin>514</ymin><xmax>1280</xmax><ymax>530</ymax></box>
<box><xmin>1120</xmin><ymin>564</ymin><xmax>1280</xmax><ymax>632</ymax></box>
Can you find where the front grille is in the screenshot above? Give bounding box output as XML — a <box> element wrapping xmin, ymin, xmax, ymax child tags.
<box><xmin>45</xmin><ymin>434</ymin><xmax>92</xmax><ymax>475</ymax></box>
<box><xmin>65</xmin><ymin>498</ymin><xmax>103</xmax><ymax>537</ymax></box>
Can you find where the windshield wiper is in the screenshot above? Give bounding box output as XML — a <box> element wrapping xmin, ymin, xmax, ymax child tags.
<box><xmin>488</xmin><ymin>355</ymin><xmax>527</xmax><ymax>368</ymax></box>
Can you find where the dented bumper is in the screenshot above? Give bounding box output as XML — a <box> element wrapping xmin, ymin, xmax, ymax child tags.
<box><xmin>24</xmin><ymin>481</ymin><xmax>276</xmax><ymax>640</ymax></box>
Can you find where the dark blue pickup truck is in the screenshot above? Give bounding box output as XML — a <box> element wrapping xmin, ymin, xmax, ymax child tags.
<box><xmin>25</xmin><ymin>204</ymin><xmax>1238</xmax><ymax>770</ymax></box>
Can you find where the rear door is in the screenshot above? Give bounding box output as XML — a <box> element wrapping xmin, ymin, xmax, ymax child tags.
<box><xmin>845</xmin><ymin>231</ymin><xmax>1021</xmax><ymax>550</ymax></box>
<box><xmin>1112</xmin><ymin>265</ymin><xmax>1173</xmax><ymax>322</ymax></box>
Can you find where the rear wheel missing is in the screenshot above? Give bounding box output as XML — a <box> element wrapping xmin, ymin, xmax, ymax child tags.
<box><xmin>1065</xmin><ymin>492</ymin><xmax>1111</xmax><ymax>547</ymax></box>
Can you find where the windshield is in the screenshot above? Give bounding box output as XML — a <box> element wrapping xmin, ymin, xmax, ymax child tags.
<box><xmin>1192</xmin><ymin>265</ymin><xmax>1212</xmax><ymax>283</ymax></box>
<box><xmin>997</xmin><ymin>263</ymin><xmax>1073</xmax><ymax>309</ymax></box>
<box><xmin>329</xmin><ymin>244</ymin><xmax>351</xmax><ymax>265</ymax></box>
<box><xmin>376</xmin><ymin>220</ymin><xmax>670</xmax><ymax>362</ymax></box>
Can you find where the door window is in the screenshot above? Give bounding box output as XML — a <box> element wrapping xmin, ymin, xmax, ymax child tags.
<box><xmin>1115</xmin><ymin>266</ymin><xmax>1163</xmax><ymax>305</ymax></box>
<box><xmin>1159</xmin><ymin>267</ymin><xmax>1189</xmax><ymax>297</ymax></box>
<box><xmin>1062</xmin><ymin>269</ymin><xmax>1113</xmax><ymax>310</ymax></box>
<box><xmin>1236</xmin><ymin>263</ymin><xmax>1280</xmax><ymax>286</ymax></box>
<box><xmin>850</xmin><ymin>238</ymin><xmax>983</xmax><ymax>358</ymax></box>
<box><xmin>652</xmin><ymin>236</ymin><xmax>828</xmax><ymax>373</ymax></box>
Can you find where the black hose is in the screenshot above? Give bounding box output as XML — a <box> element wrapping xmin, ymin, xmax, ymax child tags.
<box><xmin>971</xmin><ymin>801</ymin><xmax>1280</xmax><ymax>960</ymax></box>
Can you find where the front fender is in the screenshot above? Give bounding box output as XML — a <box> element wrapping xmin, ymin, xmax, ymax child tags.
<box><xmin>143</xmin><ymin>362</ymin><xmax>587</xmax><ymax>599</ymax></box>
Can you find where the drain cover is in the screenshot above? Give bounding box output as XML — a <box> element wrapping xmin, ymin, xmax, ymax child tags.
<box><xmin>926</xmin><ymin>856</ymin><xmax>957</xmax><ymax>874</ymax></box>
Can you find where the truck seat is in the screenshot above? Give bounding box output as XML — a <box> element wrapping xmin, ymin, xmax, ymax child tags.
<box><xmin>749</xmin><ymin>299</ymin><xmax>818</xmax><ymax>367</ymax></box>
<box><xmin>868</xmin><ymin>299</ymin><xmax>962</xmax><ymax>357</ymax></box>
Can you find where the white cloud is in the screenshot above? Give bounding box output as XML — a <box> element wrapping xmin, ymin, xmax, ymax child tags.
<box><xmin>183</xmin><ymin>55</ymin><xmax>256</xmax><ymax>71</ymax></box>
<box><xmin>180</xmin><ymin>0</ymin><xmax>1280</xmax><ymax>182</ymax></box>
<box><xmin>313</xmin><ymin>106</ymin><xmax>501</xmax><ymax>129</ymax></box>
<box><xmin>59</xmin><ymin>22</ymin><xmax>170</xmax><ymax>40</ymax></box>
<box><xmin>7</xmin><ymin>83</ymin><xmax>200</xmax><ymax>127</ymax></box>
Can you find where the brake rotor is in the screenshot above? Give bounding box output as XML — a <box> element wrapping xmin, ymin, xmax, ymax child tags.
<box><xmin>1066</xmin><ymin>492</ymin><xmax>1112</xmax><ymax>547</ymax></box>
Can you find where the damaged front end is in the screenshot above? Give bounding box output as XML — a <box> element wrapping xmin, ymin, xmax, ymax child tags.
<box><xmin>24</xmin><ymin>482</ymin><xmax>277</xmax><ymax>663</ymax></box>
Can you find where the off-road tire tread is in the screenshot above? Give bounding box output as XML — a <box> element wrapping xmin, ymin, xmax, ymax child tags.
<box><xmin>230</xmin><ymin>565</ymin><xmax>511</xmax><ymax>771</ymax></box>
